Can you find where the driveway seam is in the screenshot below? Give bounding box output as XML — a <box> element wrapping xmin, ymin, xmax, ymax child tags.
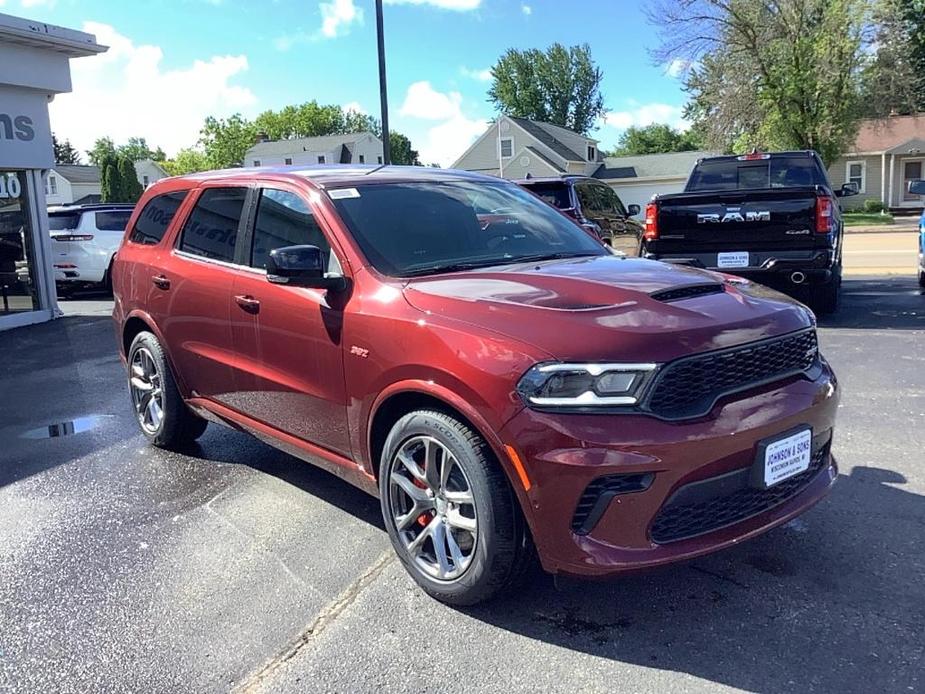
<box><xmin>234</xmin><ymin>550</ymin><xmax>395</xmax><ymax>693</ymax></box>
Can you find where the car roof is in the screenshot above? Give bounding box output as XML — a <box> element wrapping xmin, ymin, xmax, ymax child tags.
<box><xmin>161</xmin><ymin>164</ymin><xmax>500</xmax><ymax>190</ymax></box>
<box><xmin>513</xmin><ymin>175</ymin><xmax>591</xmax><ymax>185</ymax></box>
<box><xmin>48</xmin><ymin>203</ymin><xmax>136</xmax><ymax>214</ymax></box>
<box><xmin>695</xmin><ymin>150</ymin><xmax>820</xmax><ymax>164</ymax></box>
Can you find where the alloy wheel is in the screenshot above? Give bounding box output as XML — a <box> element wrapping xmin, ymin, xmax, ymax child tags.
<box><xmin>129</xmin><ymin>347</ymin><xmax>164</xmax><ymax>434</ymax></box>
<box><xmin>387</xmin><ymin>435</ymin><xmax>478</xmax><ymax>581</ymax></box>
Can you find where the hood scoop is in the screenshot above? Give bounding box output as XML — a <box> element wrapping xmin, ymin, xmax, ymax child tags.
<box><xmin>650</xmin><ymin>283</ymin><xmax>725</xmax><ymax>303</ymax></box>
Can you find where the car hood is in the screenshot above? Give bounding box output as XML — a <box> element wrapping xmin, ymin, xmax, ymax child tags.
<box><xmin>402</xmin><ymin>256</ymin><xmax>813</xmax><ymax>363</ymax></box>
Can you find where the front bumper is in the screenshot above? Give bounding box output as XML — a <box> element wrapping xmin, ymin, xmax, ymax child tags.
<box><xmin>500</xmin><ymin>360</ymin><xmax>839</xmax><ymax>577</ymax></box>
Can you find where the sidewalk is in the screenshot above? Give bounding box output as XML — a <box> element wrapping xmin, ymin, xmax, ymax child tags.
<box><xmin>845</xmin><ymin>216</ymin><xmax>921</xmax><ymax>234</ymax></box>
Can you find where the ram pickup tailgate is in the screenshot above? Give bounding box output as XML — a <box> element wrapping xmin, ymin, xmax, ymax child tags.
<box><xmin>653</xmin><ymin>187</ymin><xmax>820</xmax><ymax>253</ymax></box>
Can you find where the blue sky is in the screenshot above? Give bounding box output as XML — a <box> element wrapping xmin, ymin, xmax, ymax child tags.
<box><xmin>17</xmin><ymin>0</ymin><xmax>690</xmax><ymax>165</ymax></box>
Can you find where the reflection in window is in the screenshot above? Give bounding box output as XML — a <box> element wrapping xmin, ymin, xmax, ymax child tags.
<box><xmin>0</xmin><ymin>172</ymin><xmax>39</xmax><ymax>314</ymax></box>
<box><xmin>179</xmin><ymin>188</ymin><xmax>247</xmax><ymax>263</ymax></box>
<box><xmin>250</xmin><ymin>188</ymin><xmax>332</xmax><ymax>271</ymax></box>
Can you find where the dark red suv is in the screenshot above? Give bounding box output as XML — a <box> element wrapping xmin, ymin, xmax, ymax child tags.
<box><xmin>112</xmin><ymin>166</ymin><xmax>839</xmax><ymax>605</ymax></box>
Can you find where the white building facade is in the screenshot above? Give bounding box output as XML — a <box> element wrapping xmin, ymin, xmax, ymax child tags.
<box><xmin>0</xmin><ymin>13</ymin><xmax>105</xmax><ymax>329</ymax></box>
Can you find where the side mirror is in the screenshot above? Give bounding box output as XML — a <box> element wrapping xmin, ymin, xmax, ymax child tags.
<box><xmin>626</xmin><ymin>204</ymin><xmax>641</xmax><ymax>216</ymax></box>
<box><xmin>908</xmin><ymin>179</ymin><xmax>925</xmax><ymax>196</ymax></box>
<box><xmin>266</xmin><ymin>245</ymin><xmax>346</xmax><ymax>291</ymax></box>
<box><xmin>836</xmin><ymin>182</ymin><xmax>859</xmax><ymax>197</ymax></box>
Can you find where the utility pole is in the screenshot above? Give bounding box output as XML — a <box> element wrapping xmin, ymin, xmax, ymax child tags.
<box><xmin>375</xmin><ymin>0</ymin><xmax>391</xmax><ymax>165</ymax></box>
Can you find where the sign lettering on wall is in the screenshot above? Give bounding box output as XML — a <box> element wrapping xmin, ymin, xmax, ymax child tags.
<box><xmin>0</xmin><ymin>88</ymin><xmax>53</xmax><ymax>169</ymax></box>
<box><xmin>0</xmin><ymin>173</ymin><xmax>22</xmax><ymax>199</ymax></box>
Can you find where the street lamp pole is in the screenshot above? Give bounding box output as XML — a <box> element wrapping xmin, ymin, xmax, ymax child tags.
<box><xmin>375</xmin><ymin>0</ymin><xmax>391</xmax><ymax>165</ymax></box>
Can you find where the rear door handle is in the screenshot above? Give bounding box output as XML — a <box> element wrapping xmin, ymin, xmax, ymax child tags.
<box><xmin>152</xmin><ymin>274</ymin><xmax>170</xmax><ymax>290</ymax></box>
<box><xmin>234</xmin><ymin>294</ymin><xmax>260</xmax><ymax>313</ymax></box>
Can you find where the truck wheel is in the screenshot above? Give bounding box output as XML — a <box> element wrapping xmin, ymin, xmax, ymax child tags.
<box><xmin>379</xmin><ymin>410</ymin><xmax>533</xmax><ymax>606</ymax></box>
<box><xmin>812</xmin><ymin>274</ymin><xmax>840</xmax><ymax>315</ymax></box>
<box><xmin>127</xmin><ymin>331</ymin><xmax>208</xmax><ymax>449</ymax></box>
<box><xmin>919</xmin><ymin>269</ymin><xmax>925</xmax><ymax>289</ymax></box>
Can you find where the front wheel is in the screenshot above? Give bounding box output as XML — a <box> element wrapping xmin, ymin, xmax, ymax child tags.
<box><xmin>379</xmin><ymin>410</ymin><xmax>532</xmax><ymax>606</ymax></box>
<box><xmin>127</xmin><ymin>331</ymin><xmax>208</xmax><ymax>449</ymax></box>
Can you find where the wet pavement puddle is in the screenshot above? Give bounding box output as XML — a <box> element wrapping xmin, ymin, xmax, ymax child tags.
<box><xmin>20</xmin><ymin>415</ymin><xmax>113</xmax><ymax>440</ymax></box>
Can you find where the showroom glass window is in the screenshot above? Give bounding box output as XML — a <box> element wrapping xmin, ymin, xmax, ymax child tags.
<box><xmin>0</xmin><ymin>172</ymin><xmax>38</xmax><ymax>314</ymax></box>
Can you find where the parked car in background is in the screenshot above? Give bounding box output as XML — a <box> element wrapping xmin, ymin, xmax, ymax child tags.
<box><xmin>112</xmin><ymin>165</ymin><xmax>839</xmax><ymax>606</ymax></box>
<box><xmin>48</xmin><ymin>203</ymin><xmax>135</xmax><ymax>295</ymax></box>
<box><xmin>910</xmin><ymin>179</ymin><xmax>925</xmax><ymax>287</ymax></box>
<box><xmin>515</xmin><ymin>175</ymin><xmax>642</xmax><ymax>256</ymax></box>
<box><xmin>640</xmin><ymin>151</ymin><xmax>858</xmax><ymax>314</ymax></box>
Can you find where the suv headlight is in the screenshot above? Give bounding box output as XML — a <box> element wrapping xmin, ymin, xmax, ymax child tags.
<box><xmin>516</xmin><ymin>362</ymin><xmax>657</xmax><ymax>408</ymax></box>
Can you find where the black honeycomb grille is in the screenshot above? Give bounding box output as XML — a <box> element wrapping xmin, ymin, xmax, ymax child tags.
<box><xmin>571</xmin><ymin>473</ymin><xmax>654</xmax><ymax>534</ymax></box>
<box><xmin>645</xmin><ymin>329</ymin><xmax>818</xmax><ymax>420</ymax></box>
<box><xmin>650</xmin><ymin>446</ymin><xmax>829</xmax><ymax>544</ymax></box>
<box><xmin>650</xmin><ymin>284</ymin><xmax>725</xmax><ymax>303</ymax></box>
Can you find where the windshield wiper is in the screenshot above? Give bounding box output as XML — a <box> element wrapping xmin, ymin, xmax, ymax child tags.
<box><xmin>403</xmin><ymin>260</ymin><xmax>510</xmax><ymax>277</ymax></box>
<box><xmin>510</xmin><ymin>251</ymin><xmax>599</xmax><ymax>264</ymax></box>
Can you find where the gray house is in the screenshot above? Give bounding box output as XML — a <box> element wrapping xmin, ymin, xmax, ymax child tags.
<box><xmin>244</xmin><ymin>132</ymin><xmax>384</xmax><ymax>168</ymax></box>
<box><xmin>452</xmin><ymin>116</ymin><xmax>603</xmax><ymax>178</ymax></box>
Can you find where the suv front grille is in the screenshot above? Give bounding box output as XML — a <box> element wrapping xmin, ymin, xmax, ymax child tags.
<box><xmin>644</xmin><ymin>329</ymin><xmax>818</xmax><ymax>420</ymax></box>
<box><xmin>650</xmin><ymin>444</ymin><xmax>829</xmax><ymax>544</ymax></box>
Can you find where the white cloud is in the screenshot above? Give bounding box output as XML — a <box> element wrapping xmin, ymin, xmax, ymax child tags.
<box><xmin>604</xmin><ymin>102</ymin><xmax>689</xmax><ymax>132</ymax></box>
<box><xmin>460</xmin><ymin>66</ymin><xmax>492</xmax><ymax>82</ymax></box>
<box><xmin>665</xmin><ymin>58</ymin><xmax>691</xmax><ymax>78</ymax></box>
<box><xmin>397</xmin><ymin>81</ymin><xmax>487</xmax><ymax>166</ymax></box>
<box><xmin>48</xmin><ymin>22</ymin><xmax>256</xmax><ymax>158</ymax></box>
<box><xmin>319</xmin><ymin>0</ymin><xmax>363</xmax><ymax>38</ymax></box>
<box><xmin>343</xmin><ymin>101</ymin><xmax>366</xmax><ymax>114</ymax></box>
<box><xmin>384</xmin><ymin>0</ymin><xmax>481</xmax><ymax>9</ymax></box>
<box><xmin>521</xmin><ymin>3</ymin><xmax>532</xmax><ymax>15</ymax></box>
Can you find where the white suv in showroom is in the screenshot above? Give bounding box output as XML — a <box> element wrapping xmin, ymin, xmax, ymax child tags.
<box><xmin>48</xmin><ymin>203</ymin><xmax>135</xmax><ymax>295</ymax></box>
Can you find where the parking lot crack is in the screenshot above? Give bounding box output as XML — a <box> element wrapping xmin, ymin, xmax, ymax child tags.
<box><xmin>234</xmin><ymin>550</ymin><xmax>395</xmax><ymax>693</ymax></box>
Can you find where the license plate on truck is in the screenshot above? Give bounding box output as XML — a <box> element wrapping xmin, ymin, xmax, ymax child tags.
<box><xmin>755</xmin><ymin>428</ymin><xmax>812</xmax><ymax>488</ymax></box>
<box><xmin>717</xmin><ymin>251</ymin><xmax>749</xmax><ymax>268</ymax></box>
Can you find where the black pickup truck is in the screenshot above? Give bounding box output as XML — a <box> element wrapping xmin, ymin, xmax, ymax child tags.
<box><xmin>640</xmin><ymin>151</ymin><xmax>858</xmax><ymax>313</ymax></box>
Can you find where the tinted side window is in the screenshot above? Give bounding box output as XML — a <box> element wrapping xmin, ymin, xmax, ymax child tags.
<box><xmin>599</xmin><ymin>186</ymin><xmax>626</xmax><ymax>216</ymax></box>
<box><xmin>179</xmin><ymin>188</ymin><xmax>247</xmax><ymax>263</ymax></box>
<box><xmin>576</xmin><ymin>184</ymin><xmax>602</xmax><ymax>214</ymax></box>
<box><xmin>95</xmin><ymin>211</ymin><xmax>133</xmax><ymax>232</ymax></box>
<box><xmin>250</xmin><ymin>189</ymin><xmax>331</xmax><ymax>269</ymax></box>
<box><xmin>130</xmin><ymin>191</ymin><xmax>188</xmax><ymax>245</ymax></box>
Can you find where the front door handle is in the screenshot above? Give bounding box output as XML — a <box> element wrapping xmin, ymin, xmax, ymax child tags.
<box><xmin>234</xmin><ymin>294</ymin><xmax>260</xmax><ymax>313</ymax></box>
<box><xmin>152</xmin><ymin>274</ymin><xmax>170</xmax><ymax>290</ymax></box>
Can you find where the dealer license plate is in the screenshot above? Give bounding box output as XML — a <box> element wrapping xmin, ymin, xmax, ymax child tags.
<box><xmin>761</xmin><ymin>428</ymin><xmax>812</xmax><ymax>488</ymax></box>
<box><xmin>717</xmin><ymin>251</ymin><xmax>749</xmax><ymax>268</ymax></box>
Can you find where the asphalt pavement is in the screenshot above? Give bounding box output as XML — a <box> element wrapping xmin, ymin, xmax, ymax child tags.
<box><xmin>1</xmin><ymin>276</ymin><xmax>923</xmax><ymax>693</ymax></box>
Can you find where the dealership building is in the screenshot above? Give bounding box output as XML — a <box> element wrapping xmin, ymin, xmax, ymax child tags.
<box><xmin>0</xmin><ymin>13</ymin><xmax>104</xmax><ymax>330</ymax></box>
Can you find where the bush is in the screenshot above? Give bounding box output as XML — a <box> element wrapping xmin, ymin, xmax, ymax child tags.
<box><xmin>863</xmin><ymin>199</ymin><xmax>886</xmax><ymax>213</ymax></box>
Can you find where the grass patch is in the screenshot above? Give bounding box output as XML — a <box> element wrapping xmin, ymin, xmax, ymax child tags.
<box><xmin>843</xmin><ymin>212</ymin><xmax>895</xmax><ymax>226</ymax></box>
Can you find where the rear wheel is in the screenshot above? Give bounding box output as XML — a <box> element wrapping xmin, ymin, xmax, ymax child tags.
<box><xmin>919</xmin><ymin>268</ymin><xmax>925</xmax><ymax>289</ymax></box>
<box><xmin>812</xmin><ymin>267</ymin><xmax>841</xmax><ymax>315</ymax></box>
<box><xmin>379</xmin><ymin>410</ymin><xmax>532</xmax><ymax>606</ymax></box>
<box><xmin>127</xmin><ymin>331</ymin><xmax>207</xmax><ymax>449</ymax></box>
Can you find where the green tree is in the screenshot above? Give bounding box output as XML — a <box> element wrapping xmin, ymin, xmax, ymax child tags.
<box><xmin>117</xmin><ymin>156</ymin><xmax>143</xmax><ymax>202</ymax></box>
<box><xmin>52</xmin><ymin>133</ymin><xmax>81</xmax><ymax>164</ymax></box>
<box><xmin>199</xmin><ymin>114</ymin><xmax>259</xmax><ymax>169</ymax></box>
<box><xmin>100</xmin><ymin>158</ymin><xmax>117</xmax><ymax>202</ymax></box>
<box><xmin>649</xmin><ymin>0</ymin><xmax>870</xmax><ymax>165</ymax></box>
<box><xmin>161</xmin><ymin>148</ymin><xmax>210</xmax><ymax>176</ymax></box>
<box><xmin>488</xmin><ymin>43</ymin><xmax>606</xmax><ymax>135</ymax></box>
<box><xmin>87</xmin><ymin>137</ymin><xmax>117</xmax><ymax>167</ymax></box>
<box><xmin>609</xmin><ymin>123</ymin><xmax>701</xmax><ymax>156</ymax></box>
<box><xmin>388</xmin><ymin>132</ymin><xmax>420</xmax><ymax>166</ymax></box>
<box><xmin>117</xmin><ymin>136</ymin><xmax>165</xmax><ymax>162</ymax></box>
<box><xmin>860</xmin><ymin>0</ymin><xmax>925</xmax><ymax>116</ymax></box>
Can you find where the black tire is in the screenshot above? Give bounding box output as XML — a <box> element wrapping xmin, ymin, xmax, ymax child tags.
<box><xmin>919</xmin><ymin>269</ymin><xmax>925</xmax><ymax>289</ymax></box>
<box><xmin>102</xmin><ymin>256</ymin><xmax>115</xmax><ymax>295</ymax></box>
<box><xmin>379</xmin><ymin>409</ymin><xmax>533</xmax><ymax>606</ymax></box>
<box><xmin>812</xmin><ymin>269</ymin><xmax>841</xmax><ymax>315</ymax></box>
<box><xmin>127</xmin><ymin>331</ymin><xmax>207</xmax><ymax>449</ymax></box>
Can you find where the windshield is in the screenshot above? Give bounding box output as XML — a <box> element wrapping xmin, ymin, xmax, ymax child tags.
<box><xmin>519</xmin><ymin>182</ymin><xmax>572</xmax><ymax>210</ymax></box>
<box><xmin>329</xmin><ymin>180</ymin><xmax>606</xmax><ymax>277</ymax></box>
<box><xmin>686</xmin><ymin>157</ymin><xmax>827</xmax><ymax>192</ymax></box>
<box><xmin>49</xmin><ymin>213</ymin><xmax>80</xmax><ymax>231</ymax></box>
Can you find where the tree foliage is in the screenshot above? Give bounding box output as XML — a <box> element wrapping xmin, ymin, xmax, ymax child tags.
<box><xmin>99</xmin><ymin>154</ymin><xmax>142</xmax><ymax>203</ymax></box>
<box><xmin>488</xmin><ymin>43</ymin><xmax>606</xmax><ymax>135</ymax></box>
<box><xmin>860</xmin><ymin>0</ymin><xmax>925</xmax><ymax>116</ymax></box>
<box><xmin>648</xmin><ymin>0</ymin><xmax>870</xmax><ymax>165</ymax></box>
<box><xmin>160</xmin><ymin>148</ymin><xmax>210</xmax><ymax>176</ymax></box>
<box><xmin>608</xmin><ymin>123</ymin><xmax>702</xmax><ymax>156</ymax></box>
<box><xmin>118</xmin><ymin>136</ymin><xmax>166</xmax><ymax>162</ymax></box>
<box><xmin>87</xmin><ymin>137</ymin><xmax>117</xmax><ymax>167</ymax></box>
<box><xmin>52</xmin><ymin>133</ymin><xmax>81</xmax><ymax>165</ymax></box>
<box><xmin>197</xmin><ymin>101</ymin><xmax>419</xmax><ymax>169</ymax></box>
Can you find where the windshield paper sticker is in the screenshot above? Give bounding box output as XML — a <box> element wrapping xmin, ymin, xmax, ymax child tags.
<box><xmin>329</xmin><ymin>188</ymin><xmax>361</xmax><ymax>200</ymax></box>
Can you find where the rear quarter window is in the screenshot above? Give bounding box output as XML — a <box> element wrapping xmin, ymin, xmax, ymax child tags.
<box><xmin>520</xmin><ymin>183</ymin><xmax>572</xmax><ymax>210</ymax></box>
<box><xmin>129</xmin><ymin>191</ymin><xmax>189</xmax><ymax>245</ymax></box>
<box><xmin>49</xmin><ymin>213</ymin><xmax>80</xmax><ymax>231</ymax></box>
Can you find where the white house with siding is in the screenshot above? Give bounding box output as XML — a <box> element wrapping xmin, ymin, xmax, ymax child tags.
<box><xmin>244</xmin><ymin>132</ymin><xmax>384</xmax><ymax>168</ymax></box>
<box><xmin>44</xmin><ymin>159</ymin><xmax>167</xmax><ymax>206</ymax></box>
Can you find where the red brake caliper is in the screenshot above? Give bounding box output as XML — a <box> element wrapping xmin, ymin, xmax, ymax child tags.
<box><xmin>412</xmin><ymin>477</ymin><xmax>433</xmax><ymax>526</ymax></box>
